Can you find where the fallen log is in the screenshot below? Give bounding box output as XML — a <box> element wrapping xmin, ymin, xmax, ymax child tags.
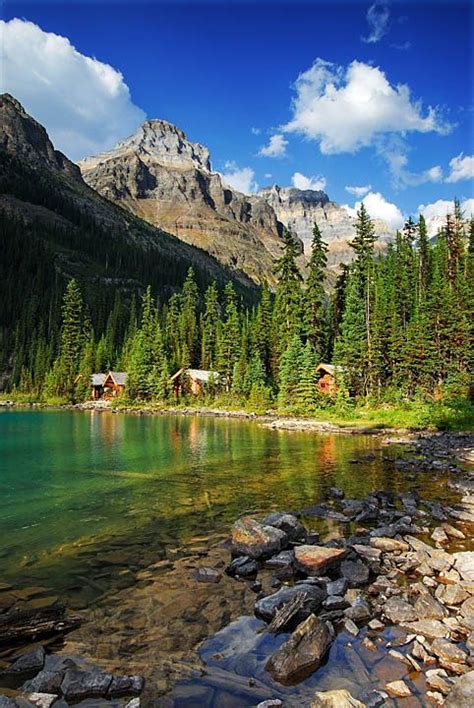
<box><xmin>0</xmin><ymin>603</ymin><xmax>82</xmax><ymax>645</ymax></box>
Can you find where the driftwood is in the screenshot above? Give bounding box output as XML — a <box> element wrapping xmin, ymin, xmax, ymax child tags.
<box><xmin>0</xmin><ymin>603</ymin><xmax>82</xmax><ymax>645</ymax></box>
<box><xmin>267</xmin><ymin>592</ymin><xmax>307</xmax><ymax>633</ymax></box>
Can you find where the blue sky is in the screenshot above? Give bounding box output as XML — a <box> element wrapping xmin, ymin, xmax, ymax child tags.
<box><xmin>1</xmin><ymin>0</ymin><xmax>473</xmax><ymax>225</ymax></box>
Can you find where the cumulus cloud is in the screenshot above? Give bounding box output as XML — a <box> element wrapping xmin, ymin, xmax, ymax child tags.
<box><xmin>259</xmin><ymin>133</ymin><xmax>288</xmax><ymax>158</ymax></box>
<box><xmin>345</xmin><ymin>184</ymin><xmax>372</xmax><ymax>197</ymax></box>
<box><xmin>342</xmin><ymin>191</ymin><xmax>404</xmax><ymax>229</ymax></box>
<box><xmin>220</xmin><ymin>161</ymin><xmax>258</xmax><ymax>194</ymax></box>
<box><xmin>292</xmin><ymin>172</ymin><xmax>327</xmax><ymax>191</ymax></box>
<box><xmin>376</xmin><ymin>135</ymin><xmax>443</xmax><ymax>188</ymax></box>
<box><xmin>445</xmin><ymin>153</ymin><xmax>474</xmax><ymax>183</ymax></box>
<box><xmin>283</xmin><ymin>59</ymin><xmax>450</xmax><ymax>156</ymax></box>
<box><xmin>362</xmin><ymin>1</ymin><xmax>390</xmax><ymax>44</ymax></box>
<box><xmin>418</xmin><ymin>198</ymin><xmax>474</xmax><ymax>222</ymax></box>
<box><xmin>0</xmin><ymin>19</ymin><xmax>145</xmax><ymax>160</ymax></box>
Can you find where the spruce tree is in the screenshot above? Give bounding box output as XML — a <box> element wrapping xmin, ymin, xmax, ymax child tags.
<box><xmin>304</xmin><ymin>222</ymin><xmax>328</xmax><ymax>359</ymax></box>
<box><xmin>273</xmin><ymin>228</ymin><xmax>303</xmax><ymax>356</ymax></box>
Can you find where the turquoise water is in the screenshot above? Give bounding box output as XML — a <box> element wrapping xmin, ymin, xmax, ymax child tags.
<box><xmin>0</xmin><ymin>409</ymin><xmax>411</xmax><ymax>606</ymax></box>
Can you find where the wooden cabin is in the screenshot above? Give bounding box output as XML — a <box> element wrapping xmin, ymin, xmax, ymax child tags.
<box><xmin>170</xmin><ymin>368</ymin><xmax>220</xmax><ymax>398</ymax></box>
<box><xmin>315</xmin><ymin>363</ymin><xmax>344</xmax><ymax>397</ymax></box>
<box><xmin>91</xmin><ymin>371</ymin><xmax>127</xmax><ymax>400</ymax></box>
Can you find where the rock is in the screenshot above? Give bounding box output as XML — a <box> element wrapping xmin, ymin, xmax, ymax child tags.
<box><xmin>445</xmin><ymin>671</ymin><xmax>474</xmax><ymax>707</ymax></box>
<box><xmin>21</xmin><ymin>696</ymin><xmax>56</xmax><ymax>708</ymax></box>
<box><xmin>341</xmin><ymin>560</ymin><xmax>370</xmax><ymax>588</ymax></box>
<box><xmin>383</xmin><ymin>596</ymin><xmax>417</xmax><ymax>623</ymax></box>
<box><xmin>326</xmin><ymin>578</ymin><xmax>349</xmax><ymax>596</ymax></box>
<box><xmin>352</xmin><ymin>545</ymin><xmax>381</xmax><ymax>564</ymax></box>
<box><xmin>294</xmin><ymin>545</ymin><xmax>346</xmax><ymax>576</ymax></box>
<box><xmin>344</xmin><ymin>619</ymin><xmax>359</xmax><ymax>636</ymax></box>
<box><xmin>401</xmin><ymin>620</ymin><xmax>449</xmax><ymax>639</ymax></box>
<box><xmin>370</xmin><ymin>537</ymin><xmax>409</xmax><ymax>552</ymax></box>
<box><xmin>60</xmin><ymin>670</ymin><xmax>113</xmax><ymax>700</ymax></box>
<box><xmin>7</xmin><ymin>648</ymin><xmax>45</xmax><ymax>674</ymax></box>
<box><xmin>414</xmin><ymin>593</ymin><xmax>448</xmax><ymax>620</ymax></box>
<box><xmin>368</xmin><ymin>619</ymin><xmax>385</xmax><ymax>631</ymax></box>
<box><xmin>231</xmin><ymin>517</ymin><xmax>287</xmax><ymax>559</ymax></box>
<box><xmin>125</xmin><ymin>701</ymin><xmax>140</xmax><ymax>708</ymax></box>
<box><xmin>254</xmin><ymin>582</ymin><xmax>325</xmax><ymax>622</ymax></box>
<box><xmin>460</xmin><ymin>596</ymin><xmax>474</xmax><ymax>617</ymax></box>
<box><xmin>310</xmin><ymin>689</ymin><xmax>364</xmax><ymax>707</ymax></box>
<box><xmin>22</xmin><ymin>670</ymin><xmax>64</xmax><ymax>694</ymax></box>
<box><xmin>385</xmin><ymin>680</ymin><xmax>411</xmax><ymax>697</ymax></box>
<box><xmin>435</xmin><ymin>583</ymin><xmax>469</xmax><ymax>606</ymax></box>
<box><xmin>193</xmin><ymin>567</ymin><xmax>221</xmax><ymax>583</ymax></box>
<box><xmin>265</xmin><ymin>614</ymin><xmax>332</xmax><ymax>683</ymax></box>
<box><xmin>322</xmin><ymin>595</ymin><xmax>350</xmax><ymax>611</ymax></box>
<box><xmin>0</xmin><ymin>698</ymin><xmax>19</xmax><ymax>707</ymax></box>
<box><xmin>226</xmin><ymin>555</ymin><xmax>259</xmax><ymax>578</ymax></box>
<box><xmin>256</xmin><ymin>701</ymin><xmax>283</xmax><ymax>708</ymax></box>
<box><xmin>431</xmin><ymin>527</ymin><xmax>449</xmax><ymax>544</ymax></box>
<box><xmin>262</xmin><ymin>512</ymin><xmax>306</xmax><ymax>541</ymax></box>
<box><xmin>344</xmin><ymin>596</ymin><xmax>370</xmax><ymax>623</ymax></box>
<box><xmin>443</xmin><ymin>523</ymin><xmax>465</xmax><ymax>540</ymax></box>
<box><xmin>327</xmin><ymin>487</ymin><xmax>345</xmax><ymax>500</ymax></box>
<box><xmin>107</xmin><ymin>674</ymin><xmax>144</xmax><ymax>697</ymax></box>
<box><xmin>427</xmin><ymin>669</ymin><xmax>454</xmax><ymax>695</ymax></box>
<box><xmin>431</xmin><ymin>638</ymin><xmax>468</xmax><ymax>664</ymax></box>
<box><xmin>454</xmin><ymin>552</ymin><xmax>474</xmax><ymax>582</ymax></box>
<box><xmin>357</xmin><ymin>689</ymin><xmax>387</xmax><ymax>708</ymax></box>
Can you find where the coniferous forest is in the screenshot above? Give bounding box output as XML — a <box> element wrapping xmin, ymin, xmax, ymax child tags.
<box><xmin>4</xmin><ymin>201</ymin><xmax>474</xmax><ymax>425</ymax></box>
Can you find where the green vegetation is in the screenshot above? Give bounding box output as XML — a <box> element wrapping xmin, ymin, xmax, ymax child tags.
<box><xmin>3</xmin><ymin>201</ymin><xmax>473</xmax><ymax>430</ymax></box>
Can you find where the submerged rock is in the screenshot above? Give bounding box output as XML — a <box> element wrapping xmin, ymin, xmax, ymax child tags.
<box><xmin>231</xmin><ymin>517</ymin><xmax>287</xmax><ymax>559</ymax></box>
<box><xmin>294</xmin><ymin>545</ymin><xmax>346</xmax><ymax>576</ymax></box>
<box><xmin>265</xmin><ymin>614</ymin><xmax>332</xmax><ymax>683</ymax></box>
<box><xmin>226</xmin><ymin>555</ymin><xmax>259</xmax><ymax>578</ymax></box>
<box><xmin>310</xmin><ymin>688</ymin><xmax>364</xmax><ymax>707</ymax></box>
<box><xmin>193</xmin><ymin>567</ymin><xmax>221</xmax><ymax>583</ymax></box>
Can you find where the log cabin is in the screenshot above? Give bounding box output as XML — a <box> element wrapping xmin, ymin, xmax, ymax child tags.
<box><xmin>91</xmin><ymin>371</ymin><xmax>127</xmax><ymax>399</ymax></box>
<box><xmin>170</xmin><ymin>368</ymin><xmax>220</xmax><ymax>397</ymax></box>
<box><xmin>315</xmin><ymin>363</ymin><xmax>344</xmax><ymax>396</ymax></box>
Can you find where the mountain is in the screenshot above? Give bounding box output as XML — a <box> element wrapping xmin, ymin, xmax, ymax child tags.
<box><xmin>0</xmin><ymin>94</ymin><xmax>258</xmax><ymax>385</ymax></box>
<box><xmin>79</xmin><ymin>121</ymin><xmax>290</xmax><ymax>286</ymax></box>
<box><xmin>259</xmin><ymin>185</ymin><xmax>394</xmax><ymax>269</ymax></box>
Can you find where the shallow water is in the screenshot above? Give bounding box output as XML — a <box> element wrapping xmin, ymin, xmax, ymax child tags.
<box><xmin>0</xmin><ymin>409</ymin><xmax>464</xmax><ymax>705</ymax></box>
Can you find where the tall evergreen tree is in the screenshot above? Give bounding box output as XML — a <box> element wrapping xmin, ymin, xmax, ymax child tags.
<box><xmin>304</xmin><ymin>222</ymin><xmax>328</xmax><ymax>359</ymax></box>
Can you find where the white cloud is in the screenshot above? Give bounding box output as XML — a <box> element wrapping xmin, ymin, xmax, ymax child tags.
<box><xmin>345</xmin><ymin>184</ymin><xmax>372</xmax><ymax>197</ymax></box>
<box><xmin>251</xmin><ymin>127</ymin><xmax>261</xmax><ymax>135</ymax></box>
<box><xmin>362</xmin><ymin>1</ymin><xmax>390</xmax><ymax>44</ymax></box>
<box><xmin>283</xmin><ymin>58</ymin><xmax>450</xmax><ymax>155</ymax></box>
<box><xmin>292</xmin><ymin>171</ymin><xmax>327</xmax><ymax>191</ymax></box>
<box><xmin>376</xmin><ymin>135</ymin><xmax>443</xmax><ymax>188</ymax></box>
<box><xmin>342</xmin><ymin>191</ymin><xmax>404</xmax><ymax>229</ymax></box>
<box><xmin>220</xmin><ymin>161</ymin><xmax>258</xmax><ymax>194</ymax></box>
<box><xmin>264</xmin><ymin>173</ymin><xmax>273</xmax><ymax>179</ymax></box>
<box><xmin>418</xmin><ymin>198</ymin><xmax>474</xmax><ymax>221</ymax></box>
<box><xmin>0</xmin><ymin>19</ymin><xmax>146</xmax><ymax>160</ymax></box>
<box><xmin>259</xmin><ymin>133</ymin><xmax>288</xmax><ymax>158</ymax></box>
<box><xmin>445</xmin><ymin>153</ymin><xmax>474</xmax><ymax>183</ymax></box>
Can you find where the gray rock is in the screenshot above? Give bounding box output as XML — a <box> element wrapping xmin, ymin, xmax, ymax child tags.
<box><xmin>193</xmin><ymin>566</ymin><xmax>221</xmax><ymax>583</ymax></box>
<box><xmin>322</xmin><ymin>595</ymin><xmax>350</xmax><ymax>611</ymax></box>
<box><xmin>445</xmin><ymin>670</ymin><xmax>474</xmax><ymax>706</ymax></box>
<box><xmin>231</xmin><ymin>517</ymin><xmax>287</xmax><ymax>559</ymax></box>
<box><xmin>255</xmin><ymin>583</ymin><xmax>325</xmax><ymax>622</ymax></box>
<box><xmin>261</xmin><ymin>512</ymin><xmax>306</xmax><ymax>541</ymax></box>
<box><xmin>383</xmin><ymin>596</ymin><xmax>417</xmax><ymax>623</ymax></box>
<box><xmin>22</xmin><ymin>671</ymin><xmax>64</xmax><ymax>694</ymax></box>
<box><xmin>344</xmin><ymin>597</ymin><xmax>370</xmax><ymax>623</ymax></box>
<box><xmin>107</xmin><ymin>674</ymin><xmax>144</xmax><ymax>697</ymax></box>
<box><xmin>341</xmin><ymin>560</ymin><xmax>370</xmax><ymax>588</ymax></box>
<box><xmin>265</xmin><ymin>614</ymin><xmax>332</xmax><ymax>683</ymax></box>
<box><xmin>7</xmin><ymin>648</ymin><xmax>45</xmax><ymax>674</ymax></box>
<box><xmin>414</xmin><ymin>592</ymin><xmax>448</xmax><ymax>620</ymax></box>
<box><xmin>226</xmin><ymin>555</ymin><xmax>259</xmax><ymax>578</ymax></box>
<box><xmin>326</xmin><ymin>578</ymin><xmax>349</xmax><ymax>596</ymax></box>
<box><xmin>60</xmin><ymin>669</ymin><xmax>113</xmax><ymax>700</ymax></box>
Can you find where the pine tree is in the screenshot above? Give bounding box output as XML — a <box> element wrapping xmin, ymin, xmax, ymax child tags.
<box><xmin>296</xmin><ymin>342</ymin><xmax>318</xmax><ymax>410</ymax></box>
<box><xmin>201</xmin><ymin>282</ymin><xmax>221</xmax><ymax>369</ymax></box>
<box><xmin>304</xmin><ymin>222</ymin><xmax>328</xmax><ymax>359</ymax></box>
<box><xmin>217</xmin><ymin>282</ymin><xmax>241</xmax><ymax>389</ymax></box>
<box><xmin>273</xmin><ymin>228</ymin><xmax>303</xmax><ymax>357</ymax></box>
<box><xmin>417</xmin><ymin>214</ymin><xmax>430</xmax><ymax>299</ymax></box>
<box><xmin>278</xmin><ymin>335</ymin><xmax>304</xmax><ymax>409</ymax></box>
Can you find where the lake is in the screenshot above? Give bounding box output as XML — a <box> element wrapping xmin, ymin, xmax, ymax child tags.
<box><xmin>0</xmin><ymin>409</ymin><xmax>454</xmax><ymax>704</ymax></box>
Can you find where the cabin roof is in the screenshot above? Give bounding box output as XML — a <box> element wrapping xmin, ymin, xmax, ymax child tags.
<box><xmin>315</xmin><ymin>363</ymin><xmax>345</xmax><ymax>377</ymax></box>
<box><xmin>170</xmin><ymin>367</ymin><xmax>220</xmax><ymax>383</ymax></box>
<box><xmin>91</xmin><ymin>373</ymin><xmax>106</xmax><ymax>386</ymax></box>
<box><xmin>107</xmin><ymin>371</ymin><xmax>128</xmax><ymax>386</ymax></box>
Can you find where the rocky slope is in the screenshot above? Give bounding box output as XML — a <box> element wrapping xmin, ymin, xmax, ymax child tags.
<box><xmin>79</xmin><ymin>121</ymin><xmax>290</xmax><ymax>285</ymax></box>
<box><xmin>260</xmin><ymin>185</ymin><xmax>394</xmax><ymax>268</ymax></box>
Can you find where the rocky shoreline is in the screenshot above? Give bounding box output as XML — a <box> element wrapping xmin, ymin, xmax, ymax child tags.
<box><xmin>205</xmin><ymin>432</ymin><xmax>474</xmax><ymax>706</ymax></box>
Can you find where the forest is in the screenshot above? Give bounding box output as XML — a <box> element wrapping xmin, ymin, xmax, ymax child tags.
<box><xmin>4</xmin><ymin>200</ymin><xmax>473</xmax><ymax>426</ymax></box>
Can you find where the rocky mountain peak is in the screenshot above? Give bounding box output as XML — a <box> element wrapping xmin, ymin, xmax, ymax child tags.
<box><xmin>0</xmin><ymin>93</ymin><xmax>81</xmax><ymax>180</ymax></box>
<box><xmin>260</xmin><ymin>184</ymin><xmax>330</xmax><ymax>209</ymax></box>
<box><xmin>80</xmin><ymin>117</ymin><xmax>211</xmax><ymax>173</ymax></box>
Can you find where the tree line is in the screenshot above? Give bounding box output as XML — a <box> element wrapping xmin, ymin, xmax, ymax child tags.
<box><xmin>9</xmin><ymin>200</ymin><xmax>473</xmax><ymax>410</ymax></box>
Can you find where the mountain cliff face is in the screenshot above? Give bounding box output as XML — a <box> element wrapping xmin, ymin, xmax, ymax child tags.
<box><xmin>79</xmin><ymin>121</ymin><xmax>289</xmax><ymax>285</ymax></box>
<box><xmin>259</xmin><ymin>185</ymin><xmax>394</xmax><ymax>268</ymax></box>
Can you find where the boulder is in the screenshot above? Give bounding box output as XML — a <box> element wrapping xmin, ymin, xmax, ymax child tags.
<box><xmin>262</xmin><ymin>512</ymin><xmax>306</xmax><ymax>541</ymax></box>
<box><xmin>60</xmin><ymin>670</ymin><xmax>113</xmax><ymax>700</ymax></box>
<box><xmin>7</xmin><ymin>647</ymin><xmax>45</xmax><ymax>674</ymax></box>
<box><xmin>265</xmin><ymin>614</ymin><xmax>332</xmax><ymax>683</ymax></box>
<box><xmin>383</xmin><ymin>597</ymin><xmax>417</xmax><ymax>624</ymax></box>
<box><xmin>294</xmin><ymin>545</ymin><xmax>346</xmax><ymax>576</ymax></box>
<box><xmin>107</xmin><ymin>674</ymin><xmax>144</xmax><ymax>697</ymax></box>
<box><xmin>400</xmin><ymin>619</ymin><xmax>449</xmax><ymax>639</ymax></box>
<box><xmin>414</xmin><ymin>592</ymin><xmax>448</xmax><ymax>620</ymax></box>
<box><xmin>255</xmin><ymin>583</ymin><xmax>325</xmax><ymax>622</ymax></box>
<box><xmin>22</xmin><ymin>670</ymin><xmax>64</xmax><ymax>694</ymax></box>
<box><xmin>454</xmin><ymin>552</ymin><xmax>474</xmax><ymax>582</ymax></box>
<box><xmin>310</xmin><ymin>689</ymin><xmax>364</xmax><ymax>707</ymax></box>
<box><xmin>226</xmin><ymin>555</ymin><xmax>259</xmax><ymax>578</ymax></box>
<box><xmin>231</xmin><ymin>517</ymin><xmax>287</xmax><ymax>559</ymax></box>
<box><xmin>445</xmin><ymin>670</ymin><xmax>474</xmax><ymax>707</ymax></box>
<box><xmin>341</xmin><ymin>560</ymin><xmax>370</xmax><ymax>588</ymax></box>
